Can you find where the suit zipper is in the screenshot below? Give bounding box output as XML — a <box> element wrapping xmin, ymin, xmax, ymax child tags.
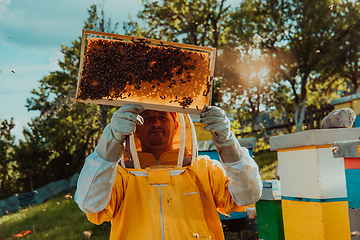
<box><xmin>158</xmin><ymin>185</ymin><xmax>165</xmax><ymax>240</ymax></box>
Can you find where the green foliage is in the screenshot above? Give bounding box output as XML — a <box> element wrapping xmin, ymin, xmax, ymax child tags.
<box><xmin>122</xmin><ymin>0</ymin><xmax>360</xmax><ymax>134</ymax></box>
<box><xmin>5</xmin><ymin>4</ymin><xmax>121</xmax><ymax>196</ymax></box>
<box><xmin>217</xmin><ymin>43</ymin><xmax>281</xmax><ymax>132</ymax></box>
<box><xmin>20</xmin><ymin>47</ymin><xmax>100</xmax><ymax>191</ymax></box>
<box><xmin>0</xmin><ymin>193</ymin><xmax>111</xmax><ymax>240</ymax></box>
<box><xmin>131</xmin><ymin>0</ymin><xmax>232</xmax><ymax>48</ymax></box>
<box><xmin>0</xmin><ymin>119</ymin><xmax>16</xmax><ymax>199</ymax></box>
<box><xmin>228</xmin><ymin>0</ymin><xmax>360</xmax><ymax>131</ymax></box>
<box><xmin>313</xmin><ymin>1</ymin><xmax>360</xmax><ymax>94</ymax></box>
<box><xmin>84</xmin><ymin>4</ymin><xmax>119</xmax><ymax>33</ymax></box>
<box><xmin>254</xmin><ymin>150</ymin><xmax>278</xmax><ymax>181</ymax></box>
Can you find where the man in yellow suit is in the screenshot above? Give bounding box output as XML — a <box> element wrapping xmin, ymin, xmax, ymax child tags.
<box><xmin>75</xmin><ymin>104</ymin><xmax>262</xmax><ymax>240</ymax></box>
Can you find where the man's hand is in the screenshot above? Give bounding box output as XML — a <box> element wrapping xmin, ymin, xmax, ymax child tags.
<box><xmin>96</xmin><ymin>104</ymin><xmax>144</xmax><ymax>162</ymax></box>
<box><xmin>200</xmin><ymin>106</ymin><xmax>231</xmax><ymax>145</ymax></box>
<box><xmin>110</xmin><ymin>104</ymin><xmax>144</xmax><ymax>143</ymax></box>
<box><xmin>200</xmin><ymin>106</ymin><xmax>243</xmax><ymax>163</ymax></box>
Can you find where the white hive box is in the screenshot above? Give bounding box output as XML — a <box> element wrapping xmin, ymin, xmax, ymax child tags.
<box><xmin>270</xmin><ymin>128</ymin><xmax>360</xmax><ymax>200</ymax></box>
<box><xmin>277</xmin><ymin>147</ymin><xmax>346</xmax><ymax>199</ymax></box>
<box><xmin>260</xmin><ymin>180</ymin><xmax>281</xmax><ymax>201</ymax></box>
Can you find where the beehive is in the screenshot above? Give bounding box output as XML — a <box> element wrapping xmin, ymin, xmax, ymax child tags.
<box><xmin>269</xmin><ymin>128</ymin><xmax>360</xmax><ymax>240</ymax></box>
<box><xmin>332</xmin><ymin>140</ymin><xmax>360</xmax><ymax>237</ymax></box>
<box><xmin>74</xmin><ymin>30</ymin><xmax>216</xmax><ymax>114</ymax></box>
<box><xmin>256</xmin><ymin>180</ymin><xmax>284</xmax><ymax>240</ymax></box>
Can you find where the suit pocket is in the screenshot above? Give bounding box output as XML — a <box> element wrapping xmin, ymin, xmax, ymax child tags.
<box><xmin>182</xmin><ymin>186</ymin><xmax>211</xmax><ymax>239</ymax></box>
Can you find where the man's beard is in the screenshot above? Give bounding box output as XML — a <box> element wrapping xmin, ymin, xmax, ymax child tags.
<box><xmin>148</xmin><ymin>128</ymin><xmax>167</xmax><ymax>146</ymax></box>
<box><xmin>148</xmin><ymin>133</ymin><xmax>166</xmax><ymax>145</ymax></box>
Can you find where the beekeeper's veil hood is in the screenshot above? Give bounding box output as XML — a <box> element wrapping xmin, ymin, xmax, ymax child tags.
<box><xmin>120</xmin><ymin>112</ymin><xmax>198</xmax><ymax>169</ymax></box>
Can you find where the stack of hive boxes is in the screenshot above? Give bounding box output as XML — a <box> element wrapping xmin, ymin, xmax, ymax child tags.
<box><xmin>269</xmin><ymin>128</ymin><xmax>360</xmax><ymax>239</ymax></box>
<box><xmin>332</xmin><ymin>139</ymin><xmax>360</xmax><ymax>239</ymax></box>
<box><xmin>256</xmin><ymin>180</ymin><xmax>285</xmax><ymax>240</ymax></box>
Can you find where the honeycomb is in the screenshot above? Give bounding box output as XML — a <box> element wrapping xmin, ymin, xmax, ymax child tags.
<box><xmin>77</xmin><ymin>37</ymin><xmax>211</xmax><ymax>109</ymax></box>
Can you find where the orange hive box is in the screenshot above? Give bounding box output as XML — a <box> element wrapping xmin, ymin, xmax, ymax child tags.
<box><xmin>74</xmin><ymin>30</ymin><xmax>216</xmax><ymax>114</ymax></box>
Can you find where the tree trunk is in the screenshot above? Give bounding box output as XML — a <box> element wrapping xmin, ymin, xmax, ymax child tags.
<box><xmin>100</xmin><ymin>104</ymin><xmax>108</xmax><ymax>130</ymax></box>
<box><xmin>0</xmin><ymin>173</ymin><xmax>8</xmax><ymax>198</ymax></box>
<box><xmin>29</xmin><ymin>174</ymin><xmax>34</xmax><ymax>192</ymax></box>
<box><xmin>294</xmin><ymin>99</ymin><xmax>306</xmax><ymax>132</ymax></box>
<box><xmin>251</xmin><ymin>112</ymin><xmax>258</xmax><ymax>137</ymax></box>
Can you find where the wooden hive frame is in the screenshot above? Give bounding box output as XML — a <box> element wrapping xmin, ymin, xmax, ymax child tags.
<box><xmin>74</xmin><ymin>29</ymin><xmax>217</xmax><ymax>114</ymax></box>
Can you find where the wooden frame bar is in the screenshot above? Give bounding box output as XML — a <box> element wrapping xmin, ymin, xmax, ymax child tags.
<box><xmin>74</xmin><ymin>30</ymin><xmax>216</xmax><ymax>114</ymax></box>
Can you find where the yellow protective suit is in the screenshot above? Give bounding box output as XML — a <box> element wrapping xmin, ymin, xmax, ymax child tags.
<box><xmin>75</xmin><ymin>113</ymin><xmax>261</xmax><ymax>240</ymax></box>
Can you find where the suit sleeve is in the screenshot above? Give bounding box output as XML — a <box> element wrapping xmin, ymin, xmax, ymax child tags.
<box><xmin>74</xmin><ymin>151</ymin><xmax>122</xmax><ymax>217</ymax></box>
<box><xmin>207</xmin><ymin>146</ymin><xmax>261</xmax><ymax>215</ymax></box>
<box><xmin>86</xmin><ymin>169</ymin><xmax>125</xmax><ymax>225</ymax></box>
<box><xmin>221</xmin><ymin>147</ymin><xmax>262</xmax><ymax>206</ymax></box>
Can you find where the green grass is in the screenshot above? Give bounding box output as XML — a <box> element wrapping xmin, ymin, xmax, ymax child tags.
<box><xmin>253</xmin><ymin>150</ymin><xmax>278</xmax><ymax>181</ymax></box>
<box><xmin>0</xmin><ymin>192</ymin><xmax>258</xmax><ymax>240</ymax></box>
<box><xmin>224</xmin><ymin>230</ymin><xmax>258</xmax><ymax>240</ymax></box>
<box><xmin>0</xmin><ymin>192</ymin><xmax>110</xmax><ymax>240</ymax></box>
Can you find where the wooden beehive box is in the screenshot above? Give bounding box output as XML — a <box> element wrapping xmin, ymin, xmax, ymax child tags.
<box><xmin>74</xmin><ymin>29</ymin><xmax>217</xmax><ymax>114</ymax></box>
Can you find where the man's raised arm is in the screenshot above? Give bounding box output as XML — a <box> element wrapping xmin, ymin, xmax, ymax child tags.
<box><xmin>75</xmin><ymin>104</ymin><xmax>143</xmax><ymax>214</ymax></box>
<box><xmin>200</xmin><ymin>106</ymin><xmax>262</xmax><ymax>206</ymax></box>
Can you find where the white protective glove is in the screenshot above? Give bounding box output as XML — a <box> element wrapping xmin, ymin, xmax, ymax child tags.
<box><xmin>200</xmin><ymin>106</ymin><xmax>243</xmax><ymax>163</ymax></box>
<box><xmin>200</xmin><ymin>106</ymin><xmax>262</xmax><ymax>206</ymax></box>
<box><xmin>95</xmin><ymin>104</ymin><xmax>144</xmax><ymax>162</ymax></box>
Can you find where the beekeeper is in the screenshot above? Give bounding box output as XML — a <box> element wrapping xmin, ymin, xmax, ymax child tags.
<box><xmin>75</xmin><ymin>104</ymin><xmax>262</xmax><ymax>240</ymax></box>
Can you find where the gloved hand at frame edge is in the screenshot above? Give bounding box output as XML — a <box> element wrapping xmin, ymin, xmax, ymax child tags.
<box><xmin>96</xmin><ymin>104</ymin><xmax>144</xmax><ymax>162</ymax></box>
<box><xmin>200</xmin><ymin>106</ymin><xmax>243</xmax><ymax>163</ymax></box>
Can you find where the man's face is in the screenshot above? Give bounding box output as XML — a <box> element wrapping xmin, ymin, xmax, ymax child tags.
<box><xmin>135</xmin><ymin>110</ymin><xmax>178</xmax><ymax>152</ymax></box>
